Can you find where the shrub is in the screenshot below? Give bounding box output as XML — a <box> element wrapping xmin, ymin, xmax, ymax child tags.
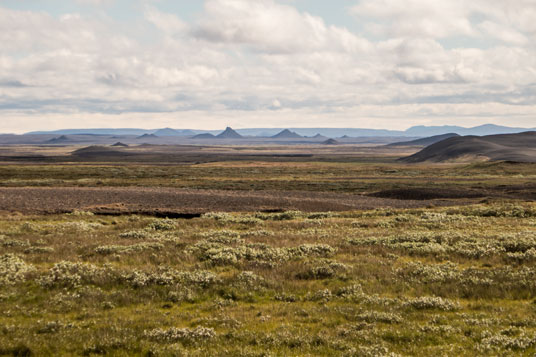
<box><xmin>0</xmin><ymin>254</ymin><xmax>35</xmax><ymax>286</ymax></box>
<box><xmin>144</xmin><ymin>326</ymin><xmax>216</xmax><ymax>343</ymax></box>
<box><xmin>357</xmin><ymin>311</ymin><xmax>402</xmax><ymax>324</ymax></box>
<box><xmin>38</xmin><ymin>261</ymin><xmax>106</xmax><ymax>289</ymax></box>
<box><xmin>404</xmin><ymin>296</ymin><xmax>460</xmax><ymax>311</ymax></box>
<box><xmin>147</xmin><ymin>219</ymin><xmax>176</xmax><ymax>231</ymax></box>
<box><xmin>119</xmin><ymin>230</ymin><xmax>150</xmax><ymax>239</ymax></box>
<box><xmin>94</xmin><ymin>243</ymin><xmax>164</xmax><ymax>255</ymax></box>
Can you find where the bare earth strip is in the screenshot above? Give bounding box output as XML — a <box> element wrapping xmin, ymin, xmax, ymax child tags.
<box><xmin>0</xmin><ymin>187</ymin><xmax>472</xmax><ymax>215</ymax></box>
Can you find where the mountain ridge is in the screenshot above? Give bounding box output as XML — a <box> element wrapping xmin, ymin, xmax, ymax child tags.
<box><xmin>23</xmin><ymin>124</ymin><xmax>536</xmax><ymax>138</ymax></box>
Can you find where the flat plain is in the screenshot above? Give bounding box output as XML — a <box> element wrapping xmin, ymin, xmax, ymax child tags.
<box><xmin>1</xmin><ymin>144</ymin><xmax>536</xmax><ymax>356</ymax></box>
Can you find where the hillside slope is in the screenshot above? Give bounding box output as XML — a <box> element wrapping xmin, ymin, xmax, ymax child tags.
<box><xmin>401</xmin><ymin>131</ymin><xmax>536</xmax><ymax>163</ymax></box>
<box><xmin>388</xmin><ymin>133</ymin><xmax>460</xmax><ymax>147</ymax></box>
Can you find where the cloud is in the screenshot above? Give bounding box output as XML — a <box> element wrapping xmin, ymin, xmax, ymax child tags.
<box><xmin>478</xmin><ymin>21</ymin><xmax>528</xmax><ymax>45</ymax></box>
<box><xmin>75</xmin><ymin>0</ymin><xmax>115</xmax><ymax>6</ymax></box>
<box><xmin>194</xmin><ymin>0</ymin><xmax>370</xmax><ymax>54</ymax></box>
<box><xmin>145</xmin><ymin>6</ymin><xmax>189</xmax><ymax>35</ymax></box>
<box><xmin>1</xmin><ymin>1</ymin><xmax>536</xmax><ymax>133</ymax></box>
<box><xmin>351</xmin><ymin>0</ymin><xmax>475</xmax><ymax>39</ymax></box>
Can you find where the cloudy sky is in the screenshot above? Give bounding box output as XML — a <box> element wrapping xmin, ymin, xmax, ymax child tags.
<box><xmin>1</xmin><ymin>0</ymin><xmax>536</xmax><ymax>133</ymax></box>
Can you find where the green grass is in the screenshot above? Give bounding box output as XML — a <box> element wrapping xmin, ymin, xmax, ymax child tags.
<box><xmin>0</xmin><ymin>161</ymin><xmax>535</xmax><ymax>193</ymax></box>
<box><xmin>1</xmin><ymin>205</ymin><xmax>536</xmax><ymax>356</ymax></box>
<box><xmin>1</xmin><ymin>159</ymin><xmax>536</xmax><ymax>355</ymax></box>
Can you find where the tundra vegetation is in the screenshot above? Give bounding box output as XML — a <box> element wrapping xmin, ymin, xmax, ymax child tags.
<box><xmin>1</xmin><ymin>204</ymin><xmax>536</xmax><ymax>356</ymax></box>
<box><xmin>0</xmin><ymin>159</ymin><xmax>536</xmax><ymax>355</ymax></box>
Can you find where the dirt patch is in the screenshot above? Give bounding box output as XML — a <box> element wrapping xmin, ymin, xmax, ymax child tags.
<box><xmin>0</xmin><ymin>187</ymin><xmax>475</xmax><ymax>215</ymax></box>
<box><xmin>370</xmin><ymin>188</ymin><xmax>486</xmax><ymax>200</ymax></box>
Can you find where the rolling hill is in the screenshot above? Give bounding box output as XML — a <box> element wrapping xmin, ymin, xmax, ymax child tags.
<box><xmin>136</xmin><ymin>134</ymin><xmax>158</xmax><ymax>139</ymax></box>
<box><xmin>401</xmin><ymin>131</ymin><xmax>536</xmax><ymax>163</ymax></box>
<box><xmin>388</xmin><ymin>133</ymin><xmax>460</xmax><ymax>147</ymax></box>
<box><xmin>191</xmin><ymin>133</ymin><xmax>216</xmax><ymax>139</ymax></box>
<box><xmin>271</xmin><ymin>129</ymin><xmax>303</xmax><ymax>139</ymax></box>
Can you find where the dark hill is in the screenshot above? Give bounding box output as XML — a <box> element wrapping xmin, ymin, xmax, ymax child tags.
<box><xmin>72</xmin><ymin>146</ymin><xmax>133</xmax><ymax>158</ymax></box>
<box><xmin>388</xmin><ymin>133</ymin><xmax>460</xmax><ymax>147</ymax></box>
<box><xmin>192</xmin><ymin>133</ymin><xmax>216</xmax><ymax>139</ymax></box>
<box><xmin>401</xmin><ymin>131</ymin><xmax>536</xmax><ymax>163</ymax></box>
<box><xmin>111</xmin><ymin>142</ymin><xmax>128</xmax><ymax>147</ymax></box>
<box><xmin>271</xmin><ymin>129</ymin><xmax>303</xmax><ymax>139</ymax></box>
<box><xmin>137</xmin><ymin>134</ymin><xmax>158</xmax><ymax>139</ymax></box>
<box><xmin>322</xmin><ymin>139</ymin><xmax>340</xmax><ymax>145</ymax></box>
<box><xmin>216</xmin><ymin>127</ymin><xmax>243</xmax><ymax>139</ymax></box>
<box><xmin>46</xmin><ymin>135</ymin><xmax>70</xmax><ymax>144</ymax></box>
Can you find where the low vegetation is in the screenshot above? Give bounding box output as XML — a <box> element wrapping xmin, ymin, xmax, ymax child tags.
<box><xmin>1</xmin><ymin>203</ymin><xmax>536</xmax><ymax>355</ymax></box>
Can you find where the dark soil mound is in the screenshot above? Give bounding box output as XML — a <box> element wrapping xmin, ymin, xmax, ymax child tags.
<box><xmin>72</xmin><ymin>146</ymin><xmax>133</xmax><ymax>158</ymax></box>
<box><xmin>370</xmin><ymin>188</ymin><xmax>485</xmax><ymax>200</ymax></box>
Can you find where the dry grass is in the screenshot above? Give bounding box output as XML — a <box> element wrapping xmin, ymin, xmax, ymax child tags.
<box><xmin>1</xmin><ymin>203</ymin><xmax>536</xmax><ymax>356</ymax></box>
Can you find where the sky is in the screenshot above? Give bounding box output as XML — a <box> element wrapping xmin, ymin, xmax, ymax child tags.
<box><xmin>1</xmin><ymin>0</ymin><xmax>536</xmax><ymax>133</ymax></box>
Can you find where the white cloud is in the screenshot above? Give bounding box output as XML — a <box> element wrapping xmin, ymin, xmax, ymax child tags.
<box><xmin>478</xmin><ymin>21</ymin><xmax>528</xmax><ymax>45</ymax></box>
<box><xmin>195</xmin><ymin>0</ymin><xmax>371</xmax><ymax>54</ymax></box>
<box><xmin>351</xmin><ymin>0</ymin><xmax>475</xmax><ymax>39</ymax></box>
<box><xmin>1</xmin><ymin>1</ymin><xmax>536</xmax><ymax>133</ymax></box>
<box><xmin>145</xmin><ymin>6</ymin><xmax>189</xmax><ymax>35</ymax></box>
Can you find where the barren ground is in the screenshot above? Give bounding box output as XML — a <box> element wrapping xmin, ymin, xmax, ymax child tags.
<box><xmin>0</xmin><ymin>186</ymin><xmax>469</xmax><ymax>216</ymax></box>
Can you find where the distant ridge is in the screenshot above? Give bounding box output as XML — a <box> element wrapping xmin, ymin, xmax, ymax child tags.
<box><xmin>137</xmin><ymin>134</ymin><xmax>158</xmax><ymax>139</ymax></box>
<box><xmin>312</xmin><ymin>134</ymin><xmax>328</xmax><ymax>140</ymax></box>
<box><xmin>153</xmin><ymin>128</ymin><xmax>181</xmax><ymax>136</ymax></box>
<box><xmin>322</xmin><ymin>138</ymin><xmax>340</xmax><ymax>145</ymax></box>
<box><xmin>216</xmin><ymin>127</ymin><xmax>243</xmax><ymax>139</ymax></box>
<box><xmin>271</xmin><ymin>129</ymin><xmax>303</xmax><ymax>139</ymax></box>
<box><xmin>388</xmin><ymin>133</ymin><xmax>460</xmax><ymax>147</ymax></box>
<box><xmin>154</xmin><ymin>128</ymin><xmax>197</xmax><ymax>136</ymax></box>
<box><xmin>25</xmin><ymin>124</ymin><xmax>536</xmax><ymax>138</ymax></box>
<box><xmin>401</xmin><ymin>131</ymin><xmax>536</xmax><ymax>163</ymax></box>
<box><xmin>46</xmin><ymin>135</ymin><xmax>70</xmax><ymax>144</ymax></box>
<box><xmin>405</xmin><ymin>124</ymin><xmax>535</xmax><ymax>137</ymax></box>
<box><xmin>192</xmin><ymin>133</ymin><xmax>216</xmax><ymax>139</ymax></box>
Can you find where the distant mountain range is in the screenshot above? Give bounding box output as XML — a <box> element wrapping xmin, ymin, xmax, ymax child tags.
<box><xmin>23</xmin><ymin>124</ymin><xmax>536</xmax><ymax>138</ymax></box>
<box><xmin>403</xmin><ymin>124</ymin><xmax>535</xmax><ymax>137</ymax></box>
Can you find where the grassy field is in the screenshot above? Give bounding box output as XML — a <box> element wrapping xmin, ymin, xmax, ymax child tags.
<box><xmin>1</xmin><ymin>204</ymin><xmax>536</xmax><ymax>356</ymax></box>
<box><xmin>1</xmin><ymin>151</ymin><xmax>536</xmax><ymax>356</ymax></box>
<box><xmin>0</xmin><ymin>161</ymin><xmax>535</xmax><ymax>195</ymax></box>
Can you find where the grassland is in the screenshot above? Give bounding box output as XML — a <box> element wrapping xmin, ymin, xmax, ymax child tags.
<box><xmin>0</xmin><ymin>161</ymin><xmax>535</xmax><ymax>196</ymax></box>
<box><xmin>1</xmin><ymin>146</ymin><xmax>536</xmax><ymax>356</ymax></box>
<box><xmin>2</xmin><ymin>205</ymin><xmax>536</xmax><ymax>356</ymax></box>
